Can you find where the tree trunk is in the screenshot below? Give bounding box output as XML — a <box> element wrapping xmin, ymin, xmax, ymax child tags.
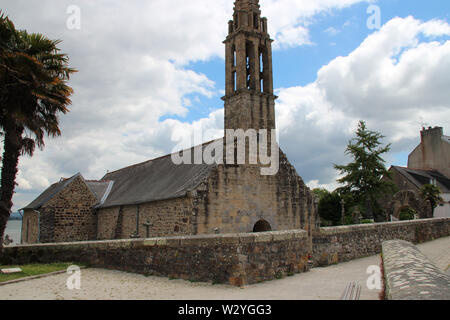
<box><xmin>365</xmin><ymin>196</ymin><xmax>374</xmax><ymax>220</ymax></box>
<box><xmin>0</xmin><ymin>124</ymin><xmax>23</xmax><ymax>252</ymax></box>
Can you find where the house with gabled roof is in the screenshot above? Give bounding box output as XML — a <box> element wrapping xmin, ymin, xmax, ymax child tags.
<box><xmin>385</xmin><ymin>166</ymin><xmax>450</xmax><ymax>219</ymax></box>
<box><xmin>21</xmin><ymin>173</ymin><xmax>113</xmax><ymax>243</ymax></box>
<box><xmin>408</xmin><ymin>126</ymin><xmax>450</xmax><ymax>178</ymax></box>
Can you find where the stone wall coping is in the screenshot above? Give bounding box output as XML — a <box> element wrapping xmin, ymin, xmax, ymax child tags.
<box><xmin>382</xmin><ymin>240</ymin><xmax>450</xmax><ymax>300</ymax></box>
<box><xmin>7</xmin><ymin>229</ymin><xmax>308</xmax><ymax>250</ymax></box>
<box><xmin>316</xmin><ymin>218</ymin><xmax>450</xmax><ymax>235</ymax></box>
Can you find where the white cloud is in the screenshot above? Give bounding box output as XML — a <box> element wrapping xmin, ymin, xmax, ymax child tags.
<box><xmin>2</xmin><ymin>0</ymin><xmax>375</xmax><ymax>210</ymax></box>
<box><xmin>325</xmin><ymin>26</ymin><xmax>341</xmax><ymax>36</ymax></box>
<box><xmin>275</xmin><ymin>16</ymin><xmax>450</xmax><ymax>190</ymax></box>
<box><xmin>3</xmin><ymin>1</ymin><xmax>449</xmax><ymax>211</ymax></box>
<box><xmin>262</xmin><ymin>0</ymin><xmax>370</xmax><ymax>48</ymax></box>
<box><xmin>419</xmin><ymin>19</ymin><xmax>450</xmax><ymax>37</ymax></box>
<box><xmin>274</xmin><ymin>25</ymin><xmax>312</xmax><ymax>49</ymax></box>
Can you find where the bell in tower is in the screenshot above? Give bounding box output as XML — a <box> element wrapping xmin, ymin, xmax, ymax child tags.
<box><xmin>222</xmin><ymin>0</ymin><xmax>277</xmax><ymax>132</ymax></box>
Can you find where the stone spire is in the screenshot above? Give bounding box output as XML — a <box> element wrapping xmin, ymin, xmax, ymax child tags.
<box><xmin>228</xmin><ymin>0</ymin><xmax>266</xmax><ymax>36</ymax></box>
<box><xmin>223</xmin><ymin>0</ymin><xmax>275</xmax><ymax>131</ymax></box>
<box><xmin>234</xmin><ymin>0</ymin><xmax>261</xmax><ymax>13</ymax></box>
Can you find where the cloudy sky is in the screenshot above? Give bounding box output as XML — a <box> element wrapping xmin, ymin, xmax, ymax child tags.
<box><xmin>1</xmin><ymin>0</ymin><xmax>450</xmax><ymax>211</ymax></box>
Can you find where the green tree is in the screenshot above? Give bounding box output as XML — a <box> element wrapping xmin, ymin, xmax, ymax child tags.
<box><xmin>0</xmin><ymin>13</ymin><xmax>76</xmax><ymax>249</ymax></box>
<box><xmin>334</xmin><ymin>121</ymin><xmax>396</xmax><ymax>220</ymax></box>
<box><xmin>317</xmin><ymin>191</ymin><xmax>342</xmax><ymax>226</ymax></box>
<box><xmin>420</xmin><ymin>184</ymin><xmax>443</xmax><ymax>215</ymax></box>
<box><xmin>312</xmin><ymin>188</ymin><xmax>330</xmax><ymax>201</ymax></box>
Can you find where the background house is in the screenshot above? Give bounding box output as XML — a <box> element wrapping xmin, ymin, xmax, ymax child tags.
<box><xmin>408</xmin><ymin>126</ymin><xmax>450</xmax><ymax>178</ymax></box>
<box><xmin>383</xmin><ymin>126</ymin><xmax>450</xmax><ymax>219</ymax></box>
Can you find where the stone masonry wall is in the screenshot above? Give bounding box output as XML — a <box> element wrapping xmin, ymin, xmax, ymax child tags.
<box><xmin>312</xmin><ymin>218</ymin><xmax>450</xmax><ymax>267</ymax></box>
<box><xmin>193</xmin><ymin>150</ymin><xmax>317</xmax><ymax>239</ymax></box>
<box><xmin>38</xmin><ymin>207</ymin><xmax>55</xmax><ymax>243</ymax></box>
<box><xmin>96</xmin><ymin>197</ymin><xmax>194</xmax><ymax>240</ymax></box>
<box><xmin>1</xmin><ymin>230</ymin><xmax>310</xmax><ymax>286</ymax></box>
<box><xmin>40</xmin><ymin>176</ymin><xmax>98</xmax><ymax>243</ymax></box>
<box><xmin>95</xmin><ymin>149</ymin><xmax>317</xmax><ymax>242</ymax></box>
<box><xmin>21</xmin><ymin>210</ymin><xmax>39</xmax><ymax>244</ymax></box>
<box><xmin>224</xmin><ymin>91</ymin><xmax>276</xmax><ymax>131</ymax></box>
<box><xmin>96</xmin><ymin>206</ymin><xmax>120</xmax><ymax>240</ymax></box>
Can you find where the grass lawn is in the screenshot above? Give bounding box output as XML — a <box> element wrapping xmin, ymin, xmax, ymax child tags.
<box><xmin>0</xmin><ymin>263</ymin><xmax>80</xmax><ymax>283</ymax></box>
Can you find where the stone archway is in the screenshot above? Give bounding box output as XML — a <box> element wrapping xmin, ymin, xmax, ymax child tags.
<box><xmin>253</xmin><ymin>219</ymin><xmax>272</xmax><ymax>232</ymax></box>
<box><xmin>385</xmin><ymin>190</ymin><xmax>432</xmax><ymax>220</ymax></box>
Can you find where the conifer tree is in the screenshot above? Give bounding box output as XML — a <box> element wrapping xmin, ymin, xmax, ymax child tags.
<box><xmin>334</xmin><ymin>121</ymin><xmax>396</xmax><ymax>220</ymax></box>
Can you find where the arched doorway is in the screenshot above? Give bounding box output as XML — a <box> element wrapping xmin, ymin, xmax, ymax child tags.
<box><xmin>253</xmin><ymin>219</ymin><xmax>272</xmax><ymax>232</ymax></box>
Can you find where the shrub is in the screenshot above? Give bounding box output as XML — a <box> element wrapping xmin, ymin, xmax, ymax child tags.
<box><xmin>399</xmin><ymin>207</ymin><xmax>416</xmax><ymax>221</ymax></box>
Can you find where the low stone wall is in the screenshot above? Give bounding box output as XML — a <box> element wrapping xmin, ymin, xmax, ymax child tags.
<box><xmin>382</xmin><ymin>240</ymin><xmax>450</xmax><ymax>300</ymax></box>
<box><xmin>1</xmin><ymin>230</ymin><xmax>310</xmax><ymax>286</ymax></box>
<box><xmin>312</xmin><ymin>218</ymin><xmax>450</xmax><ymax>266</ymax></box>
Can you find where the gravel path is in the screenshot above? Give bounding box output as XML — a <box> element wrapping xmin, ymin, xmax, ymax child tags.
<box><xmin>0</xmin><ymin>237</ymin><xmax>447</xmax><ymax>300</ymax></box>
<box><xmin>0</xmin><ymin>256</ymin><xmax>381</xmax><ymax>300</ymax></box>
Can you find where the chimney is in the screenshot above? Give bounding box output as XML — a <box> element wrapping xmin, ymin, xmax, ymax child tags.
<box><xmin>420</xmin><ymin>126</ymin><xmax>443</xmax><ymax>142</ymax></box>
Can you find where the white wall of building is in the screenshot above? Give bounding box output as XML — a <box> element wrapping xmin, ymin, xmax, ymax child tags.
<box><xmin>434</xmin><ymin>193</ymin><xmax>450</xmax><ymax>218</ymax></box>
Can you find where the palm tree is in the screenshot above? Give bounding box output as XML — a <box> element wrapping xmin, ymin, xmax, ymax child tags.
<box><xmin>0</xmin><ymin>13</ymin><xmax>76</xmax><ymax>249</ymax></box>
<box><xmin>420</xmin><ymin>184</ymin><xmax>444</xmax><ymax>216</ymax></box>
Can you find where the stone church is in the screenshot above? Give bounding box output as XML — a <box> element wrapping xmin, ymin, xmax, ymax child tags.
<box><xmin>21</xmin><ymin>0</ymin><xmax>317</xmax><ymax>244</ymax></box>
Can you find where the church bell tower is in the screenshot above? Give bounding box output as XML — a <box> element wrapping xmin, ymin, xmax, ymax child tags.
<box><xmin>223</xmin><ymin>0</ymin><xmax>276</xmax><ymax>131</ymax></box>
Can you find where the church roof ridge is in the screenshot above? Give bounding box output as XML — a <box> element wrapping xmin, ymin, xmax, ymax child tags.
<box><xmin>102</xmin><ymin>138</ymin><xmax>223</xmax><ymax>178</ymax></box>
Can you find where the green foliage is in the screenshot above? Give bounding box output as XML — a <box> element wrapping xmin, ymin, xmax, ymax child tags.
<box><xmin>318</xmin><ymin>191</ymin><xmax>342</xmax><ymax>226</ymax></box>
<box><xmin>360</xmin><ymin>219</ymin><xmax>374</xmax><ymax>224</ymax></box>
<box><xmin>0</xmin><ymin>14</ymin><xmax>77</xmax><ymax>153</ymax></box>
<box><xmin>317</xmin><ymin>189</ymin><xmax>360</xmax><ymax>226</ymax></box>
<box><xmin>0</xmin><ymin>262</ymin><xmax>78</xmax><ymax>282</ymax></box>
<box><xmin>344</xmin><ymin>214</ymin><xmax>355</xmax><ymax>225</ymax></box>
<box><xmin>334</xmin><ymin>121</ymin><xmax>396</xmax><ymax>219</ymax></box>
<box><xmin>399</xmin><ymin>207</ymin><xmax>416</xmax><ymax>221</ymax></box>
<box><xmin>420</xmin><ymin>184</ymin><xmax>444</xmax><ymax>213</ymax></box>
<box><xmin>313</xmin><ymin>188</ymin><xmax>330</xmax><ymax>201</ymax></box>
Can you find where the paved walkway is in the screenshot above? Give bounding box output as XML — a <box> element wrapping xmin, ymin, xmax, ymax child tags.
<box><xmin>0</xmin><ymin>237</ymin><xmax>448</xmax><ymax>300</ymax></box>
<box><xmin>416</xmin><ymin>237</ymin><xmax>450</xmax><ymax>275</ymax></box>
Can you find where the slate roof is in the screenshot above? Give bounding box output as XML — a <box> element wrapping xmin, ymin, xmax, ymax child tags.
<box><xmin>21</xmin><ymin>173</ymin><xmax>112</xmax><ymax>211</ymax></box>
<box><xmin>392</xmin><ymin>166</ymin><xmax>450</xmax><ymax>193</ymax></box>
<box><xmin>95</xmin><ymin>140</ymin><xmax>220</xmax><ymax>209</ymax></box>
<box><xmin>21</xmin><ymin>173</ymin><xmax>81</xmax><ymax>210</ymax></box>
<box><xmin>85</xmin><ymin>180</ymin><xmax>114</xmax><ymax>205</ymax></box>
